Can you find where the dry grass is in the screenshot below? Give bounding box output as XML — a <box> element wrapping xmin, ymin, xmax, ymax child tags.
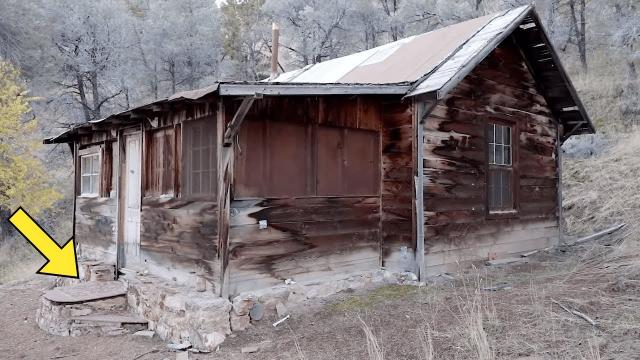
<box><xmin>359</xmin><ymin>317</ymin><xmax>384</xmax><ymax>360</ymax></box>
<box><xmin>563</xmin><ymin>129</ymin><xmax>640</xmax><ymax>237</ymax></box>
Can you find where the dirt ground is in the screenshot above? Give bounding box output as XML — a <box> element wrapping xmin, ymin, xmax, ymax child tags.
<box><xmin>1</xmin><ymin>237</ymin><xmax>639</xmax><ymax>360</ymax></box>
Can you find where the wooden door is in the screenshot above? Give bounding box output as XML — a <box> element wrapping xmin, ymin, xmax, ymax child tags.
<box><xmin>123</xmin><ymin>133</ymin><xmax>142</xmax><ymax>267</ymax></box>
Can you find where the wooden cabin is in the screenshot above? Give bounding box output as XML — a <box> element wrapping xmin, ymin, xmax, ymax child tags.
<box><xmin>46</xmin><ymin>5</ymin><xmax>594</xmax><ymax>297</ymax></box>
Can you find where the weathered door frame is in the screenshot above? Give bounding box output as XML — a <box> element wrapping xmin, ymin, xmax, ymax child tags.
<box><xmin>116</xmin><ymin>126</ymin><xmax>144</xmax><ymax>271</ymax></box>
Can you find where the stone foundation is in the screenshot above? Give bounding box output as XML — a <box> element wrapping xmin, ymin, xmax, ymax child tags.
<box><xmin>123</xmin><ymin>274</ymin><xmax>232</xmax><ymax>352</ymax></box>
<box><xmin>35</xmin><ymin>268</ymin><xmax>420</xmax><ymax>351</ymax></box>
<box><xmin>35</xmin><ymin>295</ymin><xmax>141</xmax><ymax>336</ymax></box>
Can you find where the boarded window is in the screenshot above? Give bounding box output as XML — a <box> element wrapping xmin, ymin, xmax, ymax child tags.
<box><xmin>145</xmin><ymin>127</ymin><xmax>175</xmax><ymax>196</ymax></box>
<box><xmin>235</xmin><ymin>120</ymin><xmax>379</xmax><ymax>198</ymax></box>
<box><xmin>80</xmin><ymin>153</ymin><xmax>100</xmax><ymax>197</ymax></box>
<box><xmin>487</xmin><ymin>123</ymin><xmax>515</xmax><ymax>212</ymax></box>
<box><xmin>183</xmin><ymin>118</ymin><xmax>217</xmax><ymax>197</ymax></box>
<box><xmin>317</xmin><ymin>127</ymin><xmax>380</xmax><ymax>196</ymax></box>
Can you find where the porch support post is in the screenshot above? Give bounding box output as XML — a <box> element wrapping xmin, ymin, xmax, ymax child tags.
<box><xmin>218</xmin><ymin>95</ymin><xmax>258</xmax><ymax>298</ymax></box>
<box><xmin>414</xmin><ymin>97</ymin><xmax>436</xmax><ymax>282</ymax></box>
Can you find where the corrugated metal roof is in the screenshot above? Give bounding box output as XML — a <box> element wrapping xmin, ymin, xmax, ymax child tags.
<box><xmin>45</xmin><ymin>4</ymin><xmax>596</xmax><ymax>144</ymax></box>
<box><xmin>269</xmin><ymin>8</ymin><xmax>521</xmax><ymax>85</ymax></box>
<box><xmin>407</xmin><ymin>6</ymin><xmax>532</xmax><ymax>96</ymax></box>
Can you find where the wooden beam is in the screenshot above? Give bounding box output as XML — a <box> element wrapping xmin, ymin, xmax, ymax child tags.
<box><xmin>223</xmin><ymin>96</ymin><xmax>256</xmax><ymax>147</ymax></box>
<box><xmin>414</xmin><ymin>98</ymin><xmax>436</xmax><ymax>281</ymax></box>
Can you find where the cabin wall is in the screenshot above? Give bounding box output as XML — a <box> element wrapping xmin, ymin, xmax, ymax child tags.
<box><xmin>227</xmin><ymin>96</ymin><xmax>386</xmax><ymax>295</ymax></box>
<box><xmin>422</xmin><ymin>40</ymin><xmax>560</xmax><ymax>274</ymax></box>
<box><xmin>380</xmin><ymin>99</ymin><xmax>416</xmax><ymax>272</ymax></box>
<box><xmin>138</xmin><ymin>103</ymin><xmax>220</xmax><ymax>289</ymax></box>
<box><xmin>75</xmin><ymin>134</ymin><xmax>118</xmax><ymax>263</ymax></box>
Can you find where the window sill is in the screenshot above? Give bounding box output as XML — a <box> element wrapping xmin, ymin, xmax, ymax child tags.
<box><xmin>79</xmin><ymin>194</ymin><xmax>99</xmax><ymax>199</ymax></box>
<box><xmin>487</xmin><ymin>210</ymin><xmax>518</xmax><ymax>220</ymax></box>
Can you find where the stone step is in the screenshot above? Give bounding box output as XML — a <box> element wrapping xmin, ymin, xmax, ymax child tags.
<box><xmin>43</xmin><ymin>281</ymin><xmax>126</xmax><ymax>303</ymax></box>
<box><xmin>69</xmin><ymin>313</ymin><xmax>148</xmax><ymax>337</ymax></box>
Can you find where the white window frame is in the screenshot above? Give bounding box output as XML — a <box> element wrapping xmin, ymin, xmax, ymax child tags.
<box><xmin>80</xmin><ymin>152</ymin><xmax>101</xmax><ymax>197</ymax></box>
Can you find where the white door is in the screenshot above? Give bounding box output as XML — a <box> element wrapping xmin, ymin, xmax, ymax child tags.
<box><xmin>123</xmin><ymin>133</ymin><xmax>142</xmax><ymax>267</ymax></box>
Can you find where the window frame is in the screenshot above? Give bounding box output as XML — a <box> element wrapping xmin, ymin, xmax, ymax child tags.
<box><xmin>485</xmin><ymin>120</ymin><xmax>518</xmax><ymax>218</ymax></box>
<box><xmin>182</xmin><ymin>118</ymin><xmax>217</xmax><ymax>199</ymax></box>
<box><xmin>79</xmin><ymin>152</ymin><xmax>101</xmax><ymax>198</ymax></box>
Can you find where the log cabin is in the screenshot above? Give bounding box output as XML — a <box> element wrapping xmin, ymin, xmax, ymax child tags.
<box><xmin>46</xmin><ymin>5</ymin><xmax>594</xmax><ymax>297</ymax></box>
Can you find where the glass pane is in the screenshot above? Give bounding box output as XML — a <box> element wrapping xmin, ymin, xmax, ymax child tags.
<box><xmin>488</xmin><ymin>124</ymin><xmax>495</xmax><ymax>143</ymax></box>
<box><xmin>503</xmin><ymin>126</ymin><xmax>511</xmax><ymax>146</ymax></box>
<box><xmin>92</xmin><ymin>155</ymin><xmax>99</xmax><ymax>174</ymax></box>
<box><xmin>495</xmin><ymin>144</ymin><xmax>503</xmax><ymax>165</ymax></box>
<box><xmin>81</xmin><ymin>157</ymin><xmax>89</xmax><ymax>176</ymax></box>
<box><xmin>91</xmin><ymin>175</ymin><xmax>99</xmax><ymax>194</ymax></box>
<box><xmin>81</xmin><ymin>175</ymin><xmax>90</xmax><ymax>194</ymax></box>
<box><xmin>502</xmin><ymin>171</ymin><xmax>512</xmax><ymax>209</ymax></box>
<box><xmin>495</xmin><ymin>125</ymin><xmax>502</xmax><ymax>145</ymax></box>
<box><xmin>504</xmin><ymin>145</ymin><xmax>512</xmax><ymax>166</ymax></box>
<box><xmin>488</xmin><ymin>143</ymin><xmax>495</xmax><ymax>164</ymax></box>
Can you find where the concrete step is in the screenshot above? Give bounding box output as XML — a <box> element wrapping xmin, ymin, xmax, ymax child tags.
<box><xmin>69</xmin><ymin>313</ymin><xmax>148</xmax><ymax>337</ymax></box>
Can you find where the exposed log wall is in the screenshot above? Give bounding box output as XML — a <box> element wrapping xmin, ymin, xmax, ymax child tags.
<box><xmin>227</xmin><ymin>96</ymin><xmax>386</xmax><ymax>294</ymax></box>
<box><xmin>422</xmin><ymin>40</ymin><xmax>560</xmax><ymax>274</ymax></box>
<box><xmin>380</xmin><ymin>98</ymin><xmax>416</xmax><ymax>272</ymax></box>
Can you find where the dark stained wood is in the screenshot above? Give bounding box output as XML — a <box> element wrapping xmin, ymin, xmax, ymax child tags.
<box><xmin>422</xmin><ymin>40</ymin><xmax>560</xmax><ymax>272</ymax></box>
<box><xmin>380</xmin><ymin>98</ymin><xmax>415</xmax><ymax>272</ymax></box>
<box><xmin>228</xmin><ymin>196</ymin><xmax>381</xmax><ymax>294</ymax></box>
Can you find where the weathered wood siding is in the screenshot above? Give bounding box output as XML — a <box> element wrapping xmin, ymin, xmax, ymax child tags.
<box><xmin>380</xmin><ymin>98</ymin><xmax>416</xmax><ymax>272</ymax></box>
<box><xmin>75</xmin><ymin>197</ymin><xmax>118</xmax><ymax>263</ymax></box>
<box><xmin>227</xmin><ymin>96</ymin><xmax>384</xmax><ymax>294</ymax></box>
<box><xmin>423</xmin><ymin>40</ymin><xmax>560</xmax><ymax>274</ymax></box>
<box><xmin>138</xmin><ymin>104</ymin><xmax>220</xmax><ymax>289</ymax></box>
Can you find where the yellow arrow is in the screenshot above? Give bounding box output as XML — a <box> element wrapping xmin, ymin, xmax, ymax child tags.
<box><xmin>8</xmin><ymin>208</ymin><xmax>78</xmax><ymax>278</ymax></box>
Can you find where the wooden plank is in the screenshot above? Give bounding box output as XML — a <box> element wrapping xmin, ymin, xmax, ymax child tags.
<box><xmin>223</xmin><ymin>97</ymin><xmax>255</xmax><ymax>146</ymax></box>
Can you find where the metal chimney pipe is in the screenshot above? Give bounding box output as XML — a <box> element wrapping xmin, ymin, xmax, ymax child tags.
<box><xmin>270</xmin><ymin>22</ymin><xmax>280</xmax><ymax>80</ymax></box>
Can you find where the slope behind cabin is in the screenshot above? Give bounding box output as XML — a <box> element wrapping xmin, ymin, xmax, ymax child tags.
<box><xmin>46</xmin><ymin>5</ymin><xmax>593</xmax><ymax>296</ymax></box>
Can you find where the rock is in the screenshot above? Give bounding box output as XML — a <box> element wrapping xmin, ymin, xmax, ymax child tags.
<box><xmin>133</xmin><ymin>330</ymin><xmax>155</xmax><ymax>338</ymax></box>
<box><xmin>241</xmin><ymin>345</ymin><xmax>260</xmax><ymax>354</ymax></box>
<box><xmin>258</xmin><ymin>288</ymin><xmax>290</xmax><ymax>310</ymax></box>
<box><xmin>168</xmin><ymin>340</ymin><xmax>192</xmax><ymax>351</ymax></box>
<box><xmin>232</xmin><ymin>294</ymin><xmax>256</xmax><ymax>316</ymax></box>
<box><xmin>485</xmin><ymin>258</ymin><xmax>524</xmax><ymax>266</ymax></box>
<box><xmin>176</xmin><ymin>351</ymin><xmax>189</xmax><ymax>360</ymax></box>
<box><xmin>275</xmin><ymin>302</ymin><xmax>289</xmax><ymax>318</ymax></box>
<box><xmin>69</xmin><ymin>308</ymin><xmax>92</xmax><ymax>317</ymax></box>
<box><xmin>249</xmin><ymin>303</ymin><xmax>264</xmax><ymax>321</ymax></box>
<box><xmin>230</xmin><ymin>313</ymin><xmax>250</xmax><ymax>332</ymax></box>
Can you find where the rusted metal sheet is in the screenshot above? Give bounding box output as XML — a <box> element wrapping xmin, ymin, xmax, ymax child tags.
<box><xmin>272</xmin><ymin>13</ymin><xmax>497</xmax><ymax>84</ymax></box>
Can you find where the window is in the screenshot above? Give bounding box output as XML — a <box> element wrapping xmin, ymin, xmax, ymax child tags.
<box><xmin>145</xmin><ymin>128</ymin><xmax>176</xmax><ymax>196</ymax></box>
<box><xmin>487</xmin><ymin>123</ymin><xmax>514</xmax><ymax>212</ymax></box>
<box><xmin>235</xmin><ymin>120</ymin><xmax>380</xmax><ymax>198</ymax></box>
<box><xmin>183</xmin><ymin>118</ymin><xmax>217</xmax><ymax>197</ymax></box>
<box><xmin>80</xmin><ymin>153</ymin><xmax>100</xmax><ymax>197</ymax></box>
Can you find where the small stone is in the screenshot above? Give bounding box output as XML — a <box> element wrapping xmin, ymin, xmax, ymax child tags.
<box><xmin>168</xmin><ymin>341</ymin><xmax>192</xmax><ymax>351</ymax></box>
<box><xmin>232</xmin><ymin>294</ymin><xmax>256</xmax><ymax>316</ymax></box>
<box><xmin>176</xmin><ymin>351</ymin><xmax>189</xmax><ymax>360</ymax></box>
<box><xmin>70</xmin><ymin>308</ymin><xmax>92</xmax><ymax>317</ymax></box>
<box><xmin>249</xmin><ymin>303</ymin><xmax>264</xmax><ymax>321</ymax></box>
<box><xmin>133</xmin><ymin>330</ymin><xmax>155</xmax><ymax>338</ymax></box>
<box><xmin>230</xmin><ymin>313</ymin><xmax>250</xmax><ymax>332</ymax></box>
<box><xmin>275</xmin><ymin>302</ymin><xmax>289</xmax><ymax>318</ymax></box>
<box><xmin>241</xmin><ymin>345</ymin><xmax>260</xmax><ymax>354</ymax></box>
